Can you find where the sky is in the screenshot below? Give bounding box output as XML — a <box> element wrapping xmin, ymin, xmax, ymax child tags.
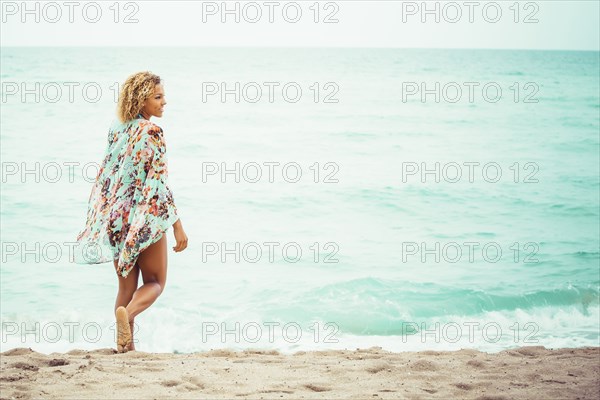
<box><xmin>1</xmin><ymin>0</ymin><xmax>599</xmax><ymax>50</ymax></box>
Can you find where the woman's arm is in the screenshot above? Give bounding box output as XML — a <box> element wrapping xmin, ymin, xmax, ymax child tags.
<box><xmin>172</xmin><ymin>218</ymin><xmax>183</xmax><ymax>230</ymax></box>
<box><xmin>172</xmin><ymin>218</ymin><xmax>188</xmax><ymax>252</ymax></box>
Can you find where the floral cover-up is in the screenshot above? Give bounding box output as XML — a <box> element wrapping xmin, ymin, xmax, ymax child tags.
<box><xmin>73</xmin><ymin>114</ymin><xmax>179</xmax><ymax>278</ymax></box>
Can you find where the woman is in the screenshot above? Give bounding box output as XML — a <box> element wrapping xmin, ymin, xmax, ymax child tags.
<box><xmin>74</xmin><ymin>71</ymin><xmax>188</xmax><ymax>352</ymax></box>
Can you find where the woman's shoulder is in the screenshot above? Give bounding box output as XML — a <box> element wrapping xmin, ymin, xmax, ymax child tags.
<box><xmin>110</xmin><ymin>117</ymin><xmax>165</xmax><ymax>149</ymax></box>
<box><xmin>135</xmin><ymin>120</ymin><xmax>166</xmax><ymax>150</ymax></box>
<box><xmin>143</xmin><ymin>120</ymin><xmax>163</xmax><ymax>135</ymax></box>
<box><xmin>139</xmin><ymin>120</ymin><xmax>163</xmax><ymax>142</ymax></box>
<box><xmin>110</xmin><ymin>116</ymin><xmax>162</xmax><ymax>132</ymax></box>
<box><xmin>120</xmin><ymin>118</ymin><xmax>163</xmax><ymax>138</ymax></box>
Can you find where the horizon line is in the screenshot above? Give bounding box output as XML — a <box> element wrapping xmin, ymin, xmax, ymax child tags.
<box><xmin>1</xmin><ymin>45</ymin><xmax>598</xmax><ymax>52</ymax></box>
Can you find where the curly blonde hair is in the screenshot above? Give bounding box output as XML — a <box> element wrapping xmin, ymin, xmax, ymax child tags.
<box><xmin>116</xmin><ymin>71</ymin><xmax>162</xmax><ymax>123</ymax></box>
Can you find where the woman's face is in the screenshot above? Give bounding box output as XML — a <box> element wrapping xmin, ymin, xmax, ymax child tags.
<box><xmin>140</xmin><ymin>84</ymin><xmax>167</xmax><ymax>119</ymax></box>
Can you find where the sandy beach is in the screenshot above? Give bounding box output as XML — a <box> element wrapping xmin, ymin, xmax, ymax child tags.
<box><xmin>1</xmin><ymin>346</ymin><xmax>598</xmax><ymax>399</ymax></box>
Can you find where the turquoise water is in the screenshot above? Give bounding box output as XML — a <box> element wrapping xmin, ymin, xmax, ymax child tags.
<box><xmin>1</xmin><ymin>47</ymin><xmax>598</xmax><ymax>354</ymax></box>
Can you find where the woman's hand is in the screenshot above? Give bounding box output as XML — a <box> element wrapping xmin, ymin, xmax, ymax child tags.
<box><xmin>172</xmin><ymin>220</ymin><xmax>188</xmax><ymax>252</ymax></box>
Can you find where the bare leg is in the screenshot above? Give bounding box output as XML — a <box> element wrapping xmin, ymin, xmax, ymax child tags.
<box><xmin>113</xmin><ymin>234</ymin><xmax>168</xmax><ymax>352</ymax></box>
<box><xmin>114</xmin><ymin>261</ymin><xmax>140</xmax><ymax>351</ymax></box>
<box><xmin>125</xmin><ymin>235</ymin><xmax>168</xmax><ymax>326</ymax></box>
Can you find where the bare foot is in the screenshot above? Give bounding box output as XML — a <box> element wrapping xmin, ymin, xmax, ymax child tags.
<box><xmin>115</xmin><ymin>306</ymin><xmax>132</xmax><ymax>353</ymax></box>
<box><xmin>128</xmin><ymin>321</ymin><xmax>136</xmax><ymax>351</ymax></box>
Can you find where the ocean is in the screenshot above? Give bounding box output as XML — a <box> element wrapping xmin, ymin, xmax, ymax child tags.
<box><xmin>1</xmin><ymin>47</ymin><xmax>598</xmax><ymax>354</ymax></box>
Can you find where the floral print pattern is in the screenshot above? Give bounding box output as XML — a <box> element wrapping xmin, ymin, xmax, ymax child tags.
<box><xmin>74</xmin><ymin>114</ymin><xmax>179</xmax><ymax>278</ymax></box>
